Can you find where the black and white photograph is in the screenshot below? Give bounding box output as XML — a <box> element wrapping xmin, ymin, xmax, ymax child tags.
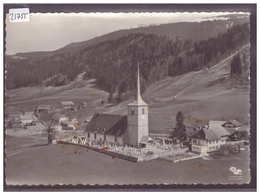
<box><xmin>3</xmin><ymin>4</ymin><xmax>256</xmax><ymax>190</ymax></box>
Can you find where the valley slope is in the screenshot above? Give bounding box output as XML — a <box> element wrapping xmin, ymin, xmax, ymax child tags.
<box><xmin>6</xmin><ymin>45</ymin><xmax>250</xmax><ymax>132</ymax></box>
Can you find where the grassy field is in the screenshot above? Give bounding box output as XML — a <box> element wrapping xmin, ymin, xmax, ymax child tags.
<box><xmin>5</xmin><ymin>139</ymin><xmax>250</xmax><ymax>185</ymax></box>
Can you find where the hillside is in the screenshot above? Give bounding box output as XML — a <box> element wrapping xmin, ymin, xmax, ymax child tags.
<box><xmin>7</xmin><ymin>13</ymin><xmax>249</xmax><ymax>61</ymax></box>
<box><xmin>106</xmin><ymin>44</ymin><xmax>250</xmax><ymax>130</ymax></box>
<box><xmin>6</xmin><ymin>21</ymin><xmax>250</xmax><ymax>98</ymax></box>
<box><xmin>6</xmin><ymin>44</ymin><xmax>250</xmax><ymax>133</ymax></box>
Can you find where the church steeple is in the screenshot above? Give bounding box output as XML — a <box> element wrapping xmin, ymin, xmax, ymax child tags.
<box><xmin>127</xmin><ymin>61</ymin><xmax>149</xmax><ymax>147</ymax></box>
<box><xmin>136</xmin><ymin>62</ymin><xmax>148</xmax><ymax>106</ymax></box>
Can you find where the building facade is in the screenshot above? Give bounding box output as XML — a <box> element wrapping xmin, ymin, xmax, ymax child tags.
<box><xmin>191</xmin><ymin>127</ymin><xmax>229</xmax><ymax>155</ymax></box>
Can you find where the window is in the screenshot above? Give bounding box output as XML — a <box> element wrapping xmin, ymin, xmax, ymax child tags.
<box><xmin>104</xmin><ymin>135</ymin><xmax>106</xmax><ymax>141</ymax></box>
<box><xmin>115</xmin><ymin>136</ymin><xmax>117</xmax><ymax>142</ymax></box>
<box><xmin>198</xmin><ymin>140</ymin><xmax>200</xmax><ymax>145</ymax></box>
<box><xmin>87</xmin><ymin>132</ymin><xmax>90</xmax><ymax>138</ymax></box>
<box><xmin>193</xmin><ymin>139</ymin><xmax>197</xmax><ymax>144</ymax></box>
<box><xmin>94</xmin><ymin>133</ymin><xmax>96</xmax><ymax>139</ymax></box>
<box><xmin>142</xmin><ymin>108</ymin><xmax>145</xmax><ymax>115</ymax></box>
<box><xmin>131</xmin><ymin>108</ymin><xmax>134</xmax><ymax>115</ymax></box>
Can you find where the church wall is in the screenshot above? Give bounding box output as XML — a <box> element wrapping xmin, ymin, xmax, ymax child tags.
<box><xmin>106</xmin><ymin>135</ymin><xmax>115</xmax><ymax>143</ymax></box>
<box><xmin>96</xmin><ymin>133</ymin><xmax>104</xmax><ymax>141</ymax></box>
<box><xmin>89</xmin><ymin>132</ymin><xmax>95</xmax><ymax>140</ymax></box>
<box><xmin>117</xmin><ymin>137</ymin><xmax>124</xmax><ymax>145</ymax></box>
<box><xmin>138</xmin><ymin>126</ymin><xmax>149</xmax><ymax>141</ymax></box>
<box><xmin>127</xmin><ymin>115</ymin><xmax>148</xmax><ymax>126</ymax></box>
<box><xmin>127</xmin><ymin>126</ymin><xmax>139</xmax><ymax>147</ymax></box>
<box><xmin>137</xmin><ymin>115</ymin><xmax>149</xmax><ymax>126</ymax></box>
<box><xmin>128</xmin><ymin>106</ymin><xmax>148</xmax><ymax>115</ymax></box>
<box><xmin>137</xmin><ymin>106</ymin><xmax>148</xmax><ymax>115</ymax></box>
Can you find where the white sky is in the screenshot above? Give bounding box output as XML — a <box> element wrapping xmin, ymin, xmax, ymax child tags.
<box><xmin>5</xmin><ymin>12</ymin><xmax>239</xmax><ymax>55</ymax></box>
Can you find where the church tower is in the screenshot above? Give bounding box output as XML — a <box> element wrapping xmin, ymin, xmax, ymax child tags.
<box><xmin>126</xmin><ymin>64</ymin><xmax>149</xmax><ymax>147</ymax></box>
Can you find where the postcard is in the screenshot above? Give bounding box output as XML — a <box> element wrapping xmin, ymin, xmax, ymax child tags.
<box><xmin>4</xmin><ymin>4</ymin><xmax>256</xmax><ymax>190</ymax></box>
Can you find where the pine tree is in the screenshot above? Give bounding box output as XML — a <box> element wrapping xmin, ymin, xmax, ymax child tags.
<box><xmin>230</xmin><ymin>53</ymin><xmax>242</xmax><ymax>77</ymax></box>
<box><xmin>172</xmin><ymin>111</ymin><xmax>187</xmax><ymax>146</ymax></box>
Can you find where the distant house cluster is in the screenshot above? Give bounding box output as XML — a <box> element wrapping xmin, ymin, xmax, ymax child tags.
<box><xmin>8</xmin><ymin>112</ymin><xmax>36</xmax><ymax>127</ymax></box>
<box><xmin>7</xmin><ymin>100</ymin><xmax>78</xmax><ymax>130</ymax></box>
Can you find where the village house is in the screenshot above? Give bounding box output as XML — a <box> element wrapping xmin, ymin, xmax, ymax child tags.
<box><xmin>20</xmin><ymin>112</ymin><xmax>36</xmax><ymax>126</ymax></box>
<box><xmin>8</xmin><ymin>112</ymin><xmax>21</xmax><ymax>122</ymax></box>
<box><xmin>61</xmin><ymin>101</ymin><xmax>74</xmax><ymax>109</ymax></box>
<box><xmin>191</xmin><ymin>124</ymin><xmax>230</xmax><ymax>155</ymax></box>
<box><xmin>59</xmin><ymin>117</ymin><xmax>79</xmax><ymax>130</ymax></box>
<box><xmin>36</xmin><ymin>105</ymin><xmax>53</xmax><ymax>113</ymax></box>
<box><xmin>223</xmin><ymin>120</ymin><xmax>242</xmax><ymax>129</ymax></box>
<box><xmin>229</xmin><ymin>124</ymin><xmax>250</xmax><ymax>141</ymax></box>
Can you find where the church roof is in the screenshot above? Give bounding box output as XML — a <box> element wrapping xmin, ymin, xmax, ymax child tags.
<box><xmin>85</xmin><ymin>113</ymin><xmax>127</xmax><ymax>137</ymax></box>
<box><xmin>128</xmin><ymin>98</ymin><xmax>148</xmax><ymax>106</ymax></box>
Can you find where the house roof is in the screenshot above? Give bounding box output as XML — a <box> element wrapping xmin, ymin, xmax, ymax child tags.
<box><xmin>85</xmin><ymin>113</ymin><xmax>127</xmax><ymax>137</ymax></box>
<box><xmin>208</xmin><ymin>120</ymin><xmax>227</xmax><ymax>127</ymax></box>
<box><xmin>209</xmin><ymin>124</ymin><xmax>230</xmax><ymax>137</ymax></box>
<box><xmin>9</xmin><ymin>113</ymin><xmax>21</xmax><ymax>117</ymax></box>
<box><xmin>61</xmin><ymin>101</ymin><xmax>74</xmax><ymax>106</ymax></box>
<box><xmin>20</xmin><ymin>112</ymin><xmax>34</xmax><ymax>120</ymax></box>
<box><xmin>236</xmin><ymin>124</ymin><xmax>250</xmax><ymax>132</ymax></box>
<box><xmin>38</xmin><ymin>105</ymin><xmax>52</xmax><ymax>110</ymax></box>
<box><xmin>192</xmin><ymin>128</ymin><xmax>220</xmax><ymax>141</ymax></box>
<box><xmin>69</xmin><ymin>119</ymin><xmax>78</xmax><ymax>124</ymax></box>
<box><xmin>229</xmin><ymin>120</ymin><xmax>242</xmax><ymax>127</ymax></box>
<box><xmin>60</xmin><ymin>118</ymin><xmax>69</xmax><ymax>125</ymax></box>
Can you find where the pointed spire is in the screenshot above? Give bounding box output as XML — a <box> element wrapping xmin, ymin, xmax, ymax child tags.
<box><xmin>136</xmin><ymin>61</ymin><xmax>148</xmax><ymax>106</ymax></box>
<box><xmin>137</xmin><ymin>61</ymin><xmax>141</xmax><ymax>99</ymax></box>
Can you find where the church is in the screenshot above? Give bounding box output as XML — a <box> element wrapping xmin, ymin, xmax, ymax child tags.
<box><xmin>85</xmin><ymin>65</ymin><xmax>149</xmax><ymax>148</ymax></box>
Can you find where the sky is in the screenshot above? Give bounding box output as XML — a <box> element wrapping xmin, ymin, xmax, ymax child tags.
<box><xmin>5</xmin><ymin>12</ymin><xmax>236</xmax><ymax>55</ymax></box>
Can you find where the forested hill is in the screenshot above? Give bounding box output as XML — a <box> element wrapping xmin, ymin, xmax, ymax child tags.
<box><xmin>6</xmin><ymin>22</ymin><xmax>250</xmax><ymax>102</ymax></box>
<box><xmin>8</xmin><ymin>14</ymin><xmax>249</xmax><ymax>61</ymax></box>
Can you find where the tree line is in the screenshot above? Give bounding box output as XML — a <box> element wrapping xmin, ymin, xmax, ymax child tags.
<box><xmin>6</xmin><ymin>22</ymin><xmax>250</xmax><ymax>103</ymax></box>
